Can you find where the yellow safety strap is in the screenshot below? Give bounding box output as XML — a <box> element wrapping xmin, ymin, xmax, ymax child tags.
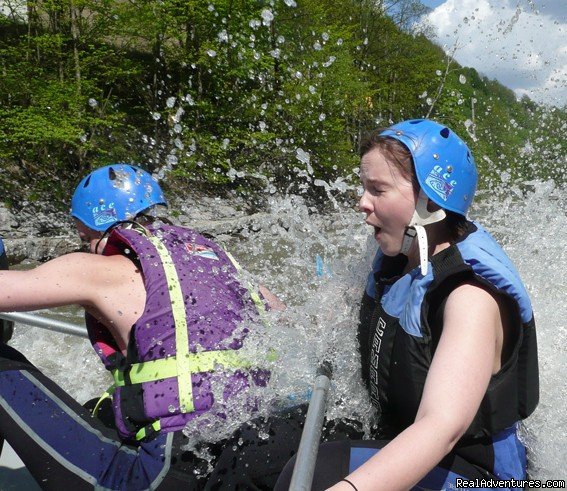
<box><xmin>224</xmin><ymin>251</ymin><xmax>267</xmax><ymax>316</ymax></box>
<box><xmin>224</xmin><ymin>251</ymin><xmax>279</xmax><ymax>361</ymax></box>
<box><xmin>111</xmin><ymin>351</ymin><xmax>251</xmax><ymax>387</ymax></box>
<box><xmin>92</xmin><ymin>386</ymin><xmax>116</xmax><ymax>416</ymax></box>
<box><xmin>145</xmin><ymin>233</ymin><xmax>200</xmax><ymax>413</ymax></box>
<box><xmin>135</xmin><ymin>420</ymin><xmax>161</xmax><ymax>441</ymax></box>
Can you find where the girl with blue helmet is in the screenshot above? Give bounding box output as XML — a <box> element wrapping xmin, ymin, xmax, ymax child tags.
<box><xmin>276</xmin><ymin>120</ymin><xmax>538</xmax><ymax>490</ymax></box>
<box><xmin>70</xmin><ymin>163</ymin><xmax>168</xmax><ymax>253</ymax></box>
<box><xmin>0</xmin><ymin>164</ymin><xmax>305</xmax><ymax>489</ymax></box>
<box><xmin>71</xmin><ymin>164</ymin><xmax>167</xmax><ymax>231</ymax></box>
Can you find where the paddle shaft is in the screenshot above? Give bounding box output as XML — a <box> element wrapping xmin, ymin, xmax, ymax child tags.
<box><xmin>0</xmin><ymin>312</ymin><xmax>88</xmax><ymax>339</ymax></box>
<box><xmin>289</xmin><ymin>362</ymin><xmax>333</xmax><ymax>491</ymax></box>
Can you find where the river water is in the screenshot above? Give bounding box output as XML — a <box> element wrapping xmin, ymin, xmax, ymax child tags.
<box><xmin>9</xmin><ymin>177</ymin><xmax>566</xmax><ymax>481</ymax></box>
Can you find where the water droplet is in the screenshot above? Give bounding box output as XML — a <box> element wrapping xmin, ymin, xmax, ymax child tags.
<box><xmin>322</xmin><ymin>56</ymin><xmax>336</xmax><ymax>67</ymax></box>
<box><xmin>261</xmin><ymin>8</ymin><xmax>274</xmax><ymax>24</ymax></box>
<box><xmin>249</xmin><ymin>19</ymin><xmax>261</xmax><ymax>29</ymax></box>
<box><xmin>218</xmin><ymin>30</ymin><xmax>228</xmax><ymax>43</ymax></box>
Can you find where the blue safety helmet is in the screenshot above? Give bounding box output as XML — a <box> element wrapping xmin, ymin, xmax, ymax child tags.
<box><xmin>380</xmin><ymin>119</ymin><xmax>477</xmax><ymax>216</ymax></box>
<box><xmin>70</xmin><ymin>164</ymin><xmax>167</xmax><ymax>231</ymax></box>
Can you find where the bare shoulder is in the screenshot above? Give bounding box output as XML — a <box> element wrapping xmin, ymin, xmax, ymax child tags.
<box><xmin>444</xmin><ymin>280</ymin><xmax>500</xmax><ymax>318</ymax></box>
<box><xmin>441</xmin><ymin>280</ymin><xmax>503</xmax><ymax>352</ymax></box>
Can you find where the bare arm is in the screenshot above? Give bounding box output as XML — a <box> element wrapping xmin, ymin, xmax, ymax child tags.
<box><xmin>329</xmin><ymin>282</ymin><xmax>503</xmax><ymax>491</ymax></box>
<box><xmin>259</xmin><ymin>284</ymin><xmax>286</xmax><ymax>311</ymax></box>
<box><xmin>0</xmin><ymin>252</ymin><xmax>145</xmax><ymax>351</ymax></box>
<box><xmin>0</xmin><ymin>253</ymin><xmax>104</xmax><ymax>311</ymax></box>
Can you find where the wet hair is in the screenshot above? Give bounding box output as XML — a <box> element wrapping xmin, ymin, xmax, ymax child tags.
<box><xmin>359</xmin><ymin>128</ymin><xmax>468</xmax><ymax>240</ymax></box>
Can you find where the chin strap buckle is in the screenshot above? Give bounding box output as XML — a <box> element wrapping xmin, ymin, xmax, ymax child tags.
<box><xmin>400</xmin><ymin>190</ymin><xmax>447</xmax><ymax>277</ymax></box>
<box><xmin>400</xmin><ymin>226</ymin><xmax>417</xmax><ymax>256</ymax></box>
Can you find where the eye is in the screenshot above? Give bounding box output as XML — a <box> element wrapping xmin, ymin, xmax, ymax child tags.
<box><xmin>371</xmin><ymin>186</ymin><xmax>384</xmax><ymax>195</ymax></box>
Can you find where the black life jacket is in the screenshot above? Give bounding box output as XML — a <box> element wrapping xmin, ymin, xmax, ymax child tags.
<box><xmin>358</xmin><ymin>222</ymin><xmax>538</xmax><ymax>438</ymax></box>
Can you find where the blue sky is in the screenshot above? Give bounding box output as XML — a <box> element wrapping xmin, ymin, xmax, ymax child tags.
<box><xmin>420</xmin><ymin>0</ymin><xmax>447</xmax><ymax>8</ymax></box>
<box><xmin>417</xmin><ymin>0</ymin><xmax>566</xmax><ymax>106</ymax></box>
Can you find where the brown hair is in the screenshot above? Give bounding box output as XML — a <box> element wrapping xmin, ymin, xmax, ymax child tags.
<box><xmin>359</xmin><ymin>128</ymin><xmax>468</xmax><ymax>240</ymax></box>
<box><xmin>360</xmin><ymin>128</ymin><xmax>419</xmax><ymax>194</ymax></box>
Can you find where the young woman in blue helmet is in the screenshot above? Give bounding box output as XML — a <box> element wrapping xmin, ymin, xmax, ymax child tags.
<box><xmin>0</xmin><ymin>164</ymin><xmax>302</xmax><ymax>490</ymax></box>
<box><xmin>276</xmin><ymin>119</ymin><xmax>538</xmax><ymax>490</ymax></box>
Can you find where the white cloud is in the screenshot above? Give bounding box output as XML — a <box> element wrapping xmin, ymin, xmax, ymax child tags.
<box><xmin>420</xmin><ymin>0</ymin><xmax>567</xmax><ymax>106</ymax></box>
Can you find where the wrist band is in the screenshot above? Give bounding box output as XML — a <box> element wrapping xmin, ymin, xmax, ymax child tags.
<box><xmin>341</xmin><ymin>478</ymin><xmax>358</xmax><ymax>491</ymax></box>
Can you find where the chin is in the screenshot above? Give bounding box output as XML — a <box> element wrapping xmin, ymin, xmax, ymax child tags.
<box><xmin>378</xmin><ymin>243</ymin><xmax>401</xmax><ymax>257</ymax></box>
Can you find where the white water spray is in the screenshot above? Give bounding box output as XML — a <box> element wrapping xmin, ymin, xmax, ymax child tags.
<box><xmin>10</xmin><ymin>176</ymin><xmax>565</xmax><ymax>481</ymax></box>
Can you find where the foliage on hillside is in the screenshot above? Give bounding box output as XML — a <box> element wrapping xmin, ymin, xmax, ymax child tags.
<box><xmin>0</xmin><ymin>0</ymin><xmax>564</xmax><ymax>211</ymax></box>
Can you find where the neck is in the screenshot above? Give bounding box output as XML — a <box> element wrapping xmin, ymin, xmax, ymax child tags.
<box><xmin>403</xmin><ymin>222</ymin><xmax>452</xmax><ymax>274</ymax></box>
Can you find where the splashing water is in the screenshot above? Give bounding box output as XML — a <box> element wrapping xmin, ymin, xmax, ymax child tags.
<box><xmin>9</xmin><ymin>177</ymin><xmax>566</xmax><ymax>480</ymax></box>
<box><xmin>477</xmin><ymin>180</ymin><xmax>566</xmax><ymax>481</ymax></box>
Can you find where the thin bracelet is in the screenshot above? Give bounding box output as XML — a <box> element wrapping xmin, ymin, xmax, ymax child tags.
<box><xmin>341</xmin><ymin>478</ymin><xmax>358</xmax><ymax>491</ymax></box>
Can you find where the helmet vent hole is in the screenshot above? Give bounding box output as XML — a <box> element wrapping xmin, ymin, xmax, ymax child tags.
<box><xmin>83</xmin><ymin>175</ymin><xmax>91</xmax><ymax>188</ymax></box>
<box><xmin>440</xmin><ymin>127</ymin><xmax>450</xmax><ymax>138</ymax></box>
<box><xmin>108</xmin><ymin>167</ymin><xmax>116</xmax><ymax>181</ymax></box>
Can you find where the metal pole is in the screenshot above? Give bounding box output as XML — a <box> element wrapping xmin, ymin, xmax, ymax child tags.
<box><xmin>0</xmin><ymin>312</ymin><xmax>88</xmax><ymax>339</ymax></box>
<box><xmin>289</xmin><ymin>361</ymin><xmax>333</xmax><ymax>491</ymax></box>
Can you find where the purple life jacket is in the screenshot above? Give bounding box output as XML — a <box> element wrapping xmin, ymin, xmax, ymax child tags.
<box><xmin>86</xmin><ymin>224</ymin><xmax>267</xmax><ymax>440</ymax></box>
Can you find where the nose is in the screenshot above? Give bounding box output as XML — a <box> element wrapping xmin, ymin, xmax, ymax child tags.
<box><xmin>358</xmin><ymin>190</ymin><xmax>371</xmax><ymax>214</ymax></box>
